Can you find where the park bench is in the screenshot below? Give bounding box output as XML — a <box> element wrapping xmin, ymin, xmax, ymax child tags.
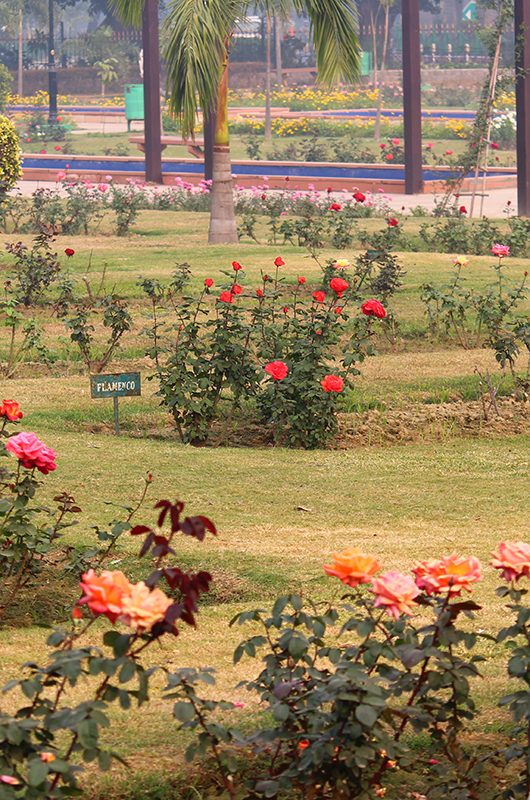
<box><xmin>129</xmin><ymin>135</ymin><xmax>204</xmax><ymax>158</ymax></box>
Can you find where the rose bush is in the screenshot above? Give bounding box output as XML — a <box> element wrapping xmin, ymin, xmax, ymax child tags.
<box><xmin>0</xmin><ymin>404</ymin><xmax>217</xmax><ymax>796</ymax></box>
<box><xmin>164</xmin><ymin>543</ymin><xmax>530</xmax><ymax>800</ymax></box>
<box><xmin>141</xmin><ymin>254</ymin><xmax>394</xmax><ymax>448</ymax></box>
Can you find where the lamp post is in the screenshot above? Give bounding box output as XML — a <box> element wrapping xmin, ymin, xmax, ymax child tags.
<box><xmin>402</xmin><ymin>0</ymin><xmax>423</xmax><ymax>193</ymax></box>
<box><xmin>515</xmin><ymin>0</ymin><xmax>530</xmax><ymax>216</ymax></box>
<box><xmin>48</xmin><ymin>0</ymin><xmax>58</xmax><ymax>123</ymax></box>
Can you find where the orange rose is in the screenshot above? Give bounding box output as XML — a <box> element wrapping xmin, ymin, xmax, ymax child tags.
<box><xmin>0</xmin><ymin>399</ymin><xmax>23</xmax><ymax>421</ymax></box>
<box><xmin>371</xmin><ymin>570</ymin><xmax>420</xmax><ymax>619</ymax></box>
<box><xmin>79</xmin><ymin>569</ymin><xmax>132</xmax><ymax>622</ymax></box>
<box><xmin>120</xmin><ymin>582</ymin><xmax>172</xmax><ymax>632</ymax></box>
<box><xmin>413</xmin><ymin>553</ymin><xmax>481</xmax><ymax>596</ymax></box>
<box><xmin>491</xmin><ymin>541</ymin><xmax>530</xmax><ymax>582</ymax></box>
<box><xmin>323</xmin><ymin>547</ymin><xmax>380</xmax><ymax>588</ymax></box>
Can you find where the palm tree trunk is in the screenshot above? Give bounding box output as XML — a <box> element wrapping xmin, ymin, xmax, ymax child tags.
<box><xmin>274</xmin><ymin>15</ymin><xmax>283</xmax><ymax>85</ymax></box>
<box><xmin>375</xmin><ymin>4</ymin><xmax>390</xmax><ymax>141</ymax></box>
<box><xmin>208</xmin><ymin>48</ymin><xmax>238</xmax><ymax>244</ymax></box>
<box><xmin>264</xmin><ymin>15</ymin><xmax>272</xmax><ymax>142</ymax></box>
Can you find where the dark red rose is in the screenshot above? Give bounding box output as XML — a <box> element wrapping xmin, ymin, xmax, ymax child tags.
<box><xmin>329</xmin><ymin>203</ymin><xmax>342</xmax><ymax>212</ymax></box>
<box><xmin>321</xmin><ymin>374</ymin><xmax>344</xmax><ymax>393</ymax></box>
<box><xmin>353</xmin><ymin>191</ymin><xmax>366</xmax><ymax>203</ymax></box>
<box><xmin>361</xmin><ymin>299</ymin><xmax>387</xmax><ymax>319</ymax></box>
<box><xmin>64</xmin><ymin>248</ymin><xmax>75</xmax><ymax>257</ymax></box>
<box><xmin>329</xmin><ymin>277</ymin><xmax>349</xmax><ymax>297</ymax></box>
<box><xmin>387</xmin><ymin>218</ymin><xmax>399</xmax><ymax>227</ymax></box>
<box><xmin>264</xmin><ymin>361</ymin><xmax>288</xmax><ymax>381</ymax></box>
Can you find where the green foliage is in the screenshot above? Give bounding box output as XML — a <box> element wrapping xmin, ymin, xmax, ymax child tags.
<box><xmin>0</xmin><ymin>64</ymin><xmax>12</xmax><ymax>113</ymax></box>
<box><xmin>0</xmin><ymin>115</ymin><xmax>21</xmax><ymax>196</ymax></box>
<box><xmin>4</xmin><ymin>232</ymin><xmax>61</xmax><ymax>307</ymax></box>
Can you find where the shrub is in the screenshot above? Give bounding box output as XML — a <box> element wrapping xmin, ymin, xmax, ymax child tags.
<box><xmin>0</xmin><ymin>64</ymin><xmax>11</xmax><ymax>113</ymax></box>
<box><xmin>0</xmin><ymin>115</ymin><xmax>21</xmax><ymax>196</ymax></box>
<box><xmin>140</xmin><ymin>256</ymin><xmax>394</xmax><ymax>448</ymax></box>
<box><xmin>0</xmin><ymin>405</ymin><xmax>216</xmax><ymax>795</ymax></box>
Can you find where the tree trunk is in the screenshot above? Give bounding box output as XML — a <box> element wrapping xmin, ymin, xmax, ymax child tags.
<box><xmin>264</xmin><ymin>15</ymin><xmax>272</xmax><ymax>142</ymax></box>
<box><xmin>375</xmin><ymin>5</ymin><xmax>390</xmax><ymax>141</ymax></box>
<box><xmin>274</xmin><ymin>15</ymin><xmax>283</xmax><ymax>85</ymax></box>
<box><xmin>208</xmin><ymin>51</ymin><xmax>238</xmax><ymax>244</ymax></box>
<box><xmin>17</xmin><ymin>8</ymin><xmax>23</xmax><ymax>97</ymax></box>
<box><xmin>371</xmin><ymin>9</ymin><xmax>380</xmax><ymax>141</ymax></box>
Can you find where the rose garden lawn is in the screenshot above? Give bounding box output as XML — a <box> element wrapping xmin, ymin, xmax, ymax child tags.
<box><xmin>0</xmin><ymin>210</ymin><xmax>529</xmax><ymax>797</ymax></box>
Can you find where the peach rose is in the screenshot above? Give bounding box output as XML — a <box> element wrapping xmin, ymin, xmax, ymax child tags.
<box><xmin>491</xmin><ymin>541</ymin><xmax>530</xmax><ymax>582</ymax></box>
<box><xmin>371</xmin><ymin>570</ymin><xmax>420</xmax><ymax>619</ymax></box>
<box><xmin>120</xmin><ymin>582</ymin><xmax>172</xmax><ymax>632</ymax></box>
<box><xmin>413</xmin><ymin>553</ymin><xmax>481</xmax><ymax>596</ymax></box>
<box><xmin>79</xmin><ymin>569</ymin><xmax>132</xmax><ymax>622</ymax></box>
<box><xmin>323</xmin><ymin>547</ymin><xmax>380</xmax><ymax>588</ymax></box>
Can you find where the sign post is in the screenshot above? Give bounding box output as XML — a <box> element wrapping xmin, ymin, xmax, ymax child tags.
<box><xmin>90</xmin><ymin>372</ymin><xmax>141</xmax><ymax>435</ymax></box>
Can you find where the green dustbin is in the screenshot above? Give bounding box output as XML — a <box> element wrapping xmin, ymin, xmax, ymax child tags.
<box><xmin>360</xmin><ymin>51</ymin><xmax>373</xmax><ymax>77</ymax></box>
<box><xmin>124</xmin><ymin>84</ymin><xmax>144</xmax><ymax>132</ymax></box>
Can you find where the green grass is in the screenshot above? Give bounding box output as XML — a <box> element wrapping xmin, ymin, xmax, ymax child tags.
<box><xmin>1</xmin><ymin>203</ymin><xmax>529</xmax><ymax>796</ymax></box>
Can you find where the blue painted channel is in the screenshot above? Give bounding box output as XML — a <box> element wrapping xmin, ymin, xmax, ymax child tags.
<box><xmin>22</xmin><ymin>156</ymin><xmax>510</xmax><ymax>181</ymax></box>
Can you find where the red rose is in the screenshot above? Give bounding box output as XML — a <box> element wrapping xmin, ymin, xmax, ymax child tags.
<box><xmin>231</xmin><ymin>284</ymin><xmax>243</xmax><ymax>295</ymax></box>
<box><xmin>25</xmin><ymin>137</ymin><xmax>31</xmax><ymax>143</ymax></box>
<box><xmin>312</xmin><ymin>291</ymin><xmax>326</xmax><ymax>303</ymax></box>
<box><xmin>232</xmin><ymin>261</ymin><xmax>243</xmax><ymax>271</ymax></box>
<box><xmin>361</xmin><ymin>299</ymin><xmax>387</xmax><ymax>319</ymax></box>
<box><xmin>330</xmin><ymin>277</ymin><xmax>349</xmax><ymax>297</ymax></box>
<box><xmin>40</xmin><ymin>149</ymin><xmax>47</xmax><ymax>154</ymax></box>
<box><xmin>0</xmin><ymin>399</ymin><xmax>23</xmax><ymax>421</ymax></box>
<box><xmin>56</xmin><ymin>116</ymin><xmax>62</xmax><ymax>122</ymax></box>
<box><xmin>54</xmin><ymin>145</ymin><xmax>62</xmax><ymax>151</ymax></box>
<box><xmin>274</xmin><ymin>256</ymin><xmax>285</xmax><ymax>267</ymax></box>
<box><xmin>387</xmin><ymin>218</ymin><xmax>398</xmax><ymax>227</ymax></box>
<box><xmin>64</xmin><ymin>248</ymin><xmax>75</xmax><ymax>257</ymax></box>
<box><xmin>321</xmin><ymin>375</ymin><xmax>344</xmax><ymax>393</ymax></box>
<box><xmin>261</xmin><ymin>194</ymin><xmax>266</xmax><ymax>200</ymax></box>
<box><xmin>334</xmin><ymin>307</ymin><xmax>343</xmax><ymax>315</ymax></box>
<box><xmin>326</xmin><ymin>186</ymin><xmax>333</xmax><ymax>193</ymax></box>
<box><xmin>459</xmin><ymin>205</ymin><xmax>467</xmax><ymax>214</ymax></box>
<box><xmin>379</xmin><ymin>143</ymin><xmax>386</xmax><ymax>149</ymax></box>
<box><xmin>491</xmin><ymin>141</ymin><xmax>499</xmax><ymax>150</ymax></box>
<box><xmin>282</xmin><ymin>306</ymin><xmax>289</xmax><ymax>313</ymax></box>
<box><xmin>445</xmin><ymin>149</ymin><xmax>453</xmax><ymax>156</ymax></box>
<box><xmin>297</xmin><ymin>276</ymin><xmax>306</xmax><ymax>285</ymax></box>
<box><xmin>385</xmin><ymin>153</ymin><xmax>394</xmax><ymax>161</ymax></box>
<box><xmin>330</xmin><ymin>203</ymin><xmax>342</xmax><ymax>211</ymax></box>
<box><xmin>263</xmin><ymin>274</ymin><xmax>271</xmax><ymax>282</ymax></box>
<box><xmin>218</xmin><ymin>291</ymin><xmax>233</xmax><ymax>304</ymax></box>
<box><xmin>204</xmin><ymin>278</ymin><xmax>214</xmax><ymax>288</ymax></box>
<box><xmin>264</xmin><ymin>360</ymin><xmax>288</xmax><ymax>381</ymax></box>
<box><xmin>353</xmin><ymin>191</ymin><xmax>366</xmax><ymax>203</ymax></box>
<box><xmin>256</xmin><ymin>288</ymin><xmax>264</xmax><ymax>297</ymax></box>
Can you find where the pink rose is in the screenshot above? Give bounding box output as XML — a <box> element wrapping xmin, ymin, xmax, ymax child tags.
<box><xmin>5</xmin><ymin>432</ymin><xmax>57</xmax><ymax>474</ymax></box>
<box><xmin>491</xmin><ymin>541</ymin><xmax>530</xmax><ymax>582</ymax></box>
<box><xmin>371</xmin><ymin>571</ymin><xmax>420</xmax><ymax>619</ymax></box>
<box><xmin>491</xmin><ymin>243</ymin><xmax>510</xmax><ymax>258</ymax></box>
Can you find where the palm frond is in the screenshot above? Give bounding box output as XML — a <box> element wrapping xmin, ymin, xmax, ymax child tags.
<box><xmin>109</xmin><ymin>0</ymin><xmax>145</xmax><ymax>28</ymax></box>
<box><xmin>163</xmin><ymin>0</ymin><xmax>242</xmax><ymax>135</ymax></box>
<box><xmin>296</xmin><ymin>0</ymin><xmax>361</xmax><ymax>84</ymax></box>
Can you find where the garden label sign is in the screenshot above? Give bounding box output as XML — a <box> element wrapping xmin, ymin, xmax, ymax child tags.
<box><xmin>90</xmin><ymin>372</ymin><xmax>141</xmax><ymax>435</ymax></box>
